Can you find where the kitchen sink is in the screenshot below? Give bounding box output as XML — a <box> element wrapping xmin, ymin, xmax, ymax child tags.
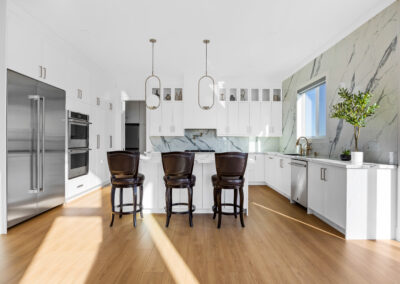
<box><xmin>285</xmin><ymin>153</ymin><xmax>302</xmax><ymax>156</ymax></box>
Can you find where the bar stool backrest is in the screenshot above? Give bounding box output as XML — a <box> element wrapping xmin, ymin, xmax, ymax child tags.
<box><xmin>215</xmin><ymin>152</ymin><xmax>248</xmax><ymax>178</ymax></box>
<box><xmin>162</xmin><ymin>152</ymin><xmax>195</xmax><ymax>178</ymax></box>
<box><xmin>107</xmin><ymin>151</ymin><xmax>140</xmax><ymax>177</ymax></box>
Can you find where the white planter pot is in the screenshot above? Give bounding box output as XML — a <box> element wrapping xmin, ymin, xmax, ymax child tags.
<box><xmin>351</xmin><ymin>152</ymin><xmax>363</xmax><ymax>165</ymax></box>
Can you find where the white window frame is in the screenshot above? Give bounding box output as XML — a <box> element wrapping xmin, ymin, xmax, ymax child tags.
<box><xmin>296</xmin><ymin>78</ymin><xmax>327</xmax><ymax>140</ymax></box>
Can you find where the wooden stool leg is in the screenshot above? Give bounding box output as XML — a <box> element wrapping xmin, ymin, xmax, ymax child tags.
<box><xmin>140</xmin><ymin>185</ymin><xmax>144</xmax><ymax>218</ymax></box>
<box><xmin>119</xmin><ymin>188</ymin><xmax>123</xmax><ymax>218</ymax></box>
<box><xmin>213</xmin><ymin>187</ymin><xmax>217</xmax><ymax>220</ymax></box>
<box><xmin>239</xmin><ymin>186</ymin><xmax>245</xmax><ymax>227</ymax></box>
<box><xmin>110</xmin><ymin>186</ymin><xmax>116</xmax><ymax>227</ymax></box>
<box><xmin>165</xmin><ymin>187</ymin><xmax>172</xmax><ymax>227</ymax></box>
<box><xmin>217</xmin><ymin>188</ymin><xmax>222</xmax><ymax>229</ymax></box>
<box><xmin>233</xmin><ymin>187</ymin><xmax>238</xmax><ymax>219</ymax></box>
<box><xmin>133</xmin><ymin>186</ymin><xmax>137</xmax><ymax>227</ymax></box>
<box><xmin>188</xmin><ymin>187</ymin><xmax>193</xmax><ymax>227</ymax></box>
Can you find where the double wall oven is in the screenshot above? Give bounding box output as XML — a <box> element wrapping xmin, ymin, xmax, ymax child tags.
<box><xmin>68</xmin><ymin>111</ymin><xmax>91</xmax><ymax>179</ymax></box>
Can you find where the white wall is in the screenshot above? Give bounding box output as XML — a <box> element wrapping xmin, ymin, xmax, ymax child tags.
<box><xmin>0</xmin><ymin>0</ymin><xmax>7</xmax><ymax>234</ymax></box>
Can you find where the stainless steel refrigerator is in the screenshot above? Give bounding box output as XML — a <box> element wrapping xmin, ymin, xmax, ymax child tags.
<box><xmin>7</xmin><ymin>70</ymin><xmax>66</xmax><ymax>228</ymax></box>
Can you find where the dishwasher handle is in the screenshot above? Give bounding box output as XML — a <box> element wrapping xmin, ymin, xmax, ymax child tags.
<box><xmin>289</xmin><ymin>162</ymin><xmax>307</xmax><ymax>168</ymax></box>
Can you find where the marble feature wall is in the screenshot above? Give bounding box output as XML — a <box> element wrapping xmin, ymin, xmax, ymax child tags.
<box><xmin>281</xmin><ymin>3</ymin><xmax>399</xmax><ymax>164</ymax></box>
<box><xmin>150</xmin><ymin>129</ymin><xmax>280</xmax><ymax>153</ymax></box>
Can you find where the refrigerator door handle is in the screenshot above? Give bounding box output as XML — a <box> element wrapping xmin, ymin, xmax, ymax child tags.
<box><xmin>28</xmin><ymin>95</ymin><xmax>40</xmax><ymax>193</ymax></box>
<box><xmin>40</xmin><ymin>96</ymin><xmax>45</xmax><ymax>192</ymax></box>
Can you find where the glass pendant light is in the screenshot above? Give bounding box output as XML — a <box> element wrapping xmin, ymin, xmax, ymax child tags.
<box><xmin>198</xmin><ymin>39</ymin><xmax>215</xmax><ymax>110</ymax></box>
<box><xmin>145</xmin><ymin>38</ymin><xmax>161</xmax><ymax>110</ymax></box>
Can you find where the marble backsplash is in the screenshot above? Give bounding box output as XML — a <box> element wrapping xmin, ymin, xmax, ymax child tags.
<box><xmin>150</xmin><ymin>129</ymin><xmax>280</xmax><ymax>153</ymax></box>
<box><xmin>280</xmin><ymin>2</ymin><xmax>399</xmax><ymax>164</ymax></box>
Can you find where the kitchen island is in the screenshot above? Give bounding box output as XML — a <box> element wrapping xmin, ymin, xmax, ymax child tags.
<box><xmin>115</xmin><ymin>152</ymin><xmax>249</xmax><ymax>214</ymax></box>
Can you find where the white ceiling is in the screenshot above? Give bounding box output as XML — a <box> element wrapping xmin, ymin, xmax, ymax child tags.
<box><xmin>11</xmin><ymin>0</ymin><xmax>395</xmax><ymax>95</ymax></box>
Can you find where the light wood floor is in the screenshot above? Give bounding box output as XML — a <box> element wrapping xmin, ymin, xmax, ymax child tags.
<box><xmin>1</xmin><ymin>186</ymin><xmax>400</xmax><ymax>283</ymax></box>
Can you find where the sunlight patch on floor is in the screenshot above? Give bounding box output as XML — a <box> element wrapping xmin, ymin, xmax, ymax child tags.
<box><xmin>20</xmin><ymin>216</ymin><xmax>103</xmax><ymax>284</ymax></box>
<box><xmin>349</xmin><ymin>240</ymin><xmax>400</xmax><ymax>263</ymax></box>
<box><xmin>252</xmin><ymin>202</ymin><xmax>344</xmax><ymax>240</ymax></box>
<box><xmin>144</xmin><ymin>215</ymin><xmax>199</xmax><ymax>284</ymax></box>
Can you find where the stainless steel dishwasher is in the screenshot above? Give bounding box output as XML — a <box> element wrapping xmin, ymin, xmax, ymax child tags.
<box><xmin>290</xmin><ymin>159</ymin><xmax>308</xmax><ymax>207</ymax></box>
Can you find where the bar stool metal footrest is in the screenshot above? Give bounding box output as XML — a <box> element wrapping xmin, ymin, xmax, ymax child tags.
<box><xmin>113</xmin><ymin>203</ymin><xmax>143</xmax><ymax>215</ymax></box>
<box><xmin>212</xmin><ymin>203</ymin><xmax>242</xmax><ymax>216</ymax></box>
<box><xmin>166</xmin><ymin>203</ymin><xmax>196</xmax><ymax>215</ymax></box>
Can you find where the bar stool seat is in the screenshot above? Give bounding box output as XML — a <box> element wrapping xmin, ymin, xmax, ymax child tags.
<box><xmin>164</xmin><ymin>175</ymin><xmax>196</xmax><ymax>187</ymax></box>
<box><xmin>111</xmin><ymin>173</ymin><xmax>145</xmax><ymax>186</ymax></box>
<box><xmin>212</xmin><ymin>175</ymin><xmax>244</xmax><ymax>187</ymax></box>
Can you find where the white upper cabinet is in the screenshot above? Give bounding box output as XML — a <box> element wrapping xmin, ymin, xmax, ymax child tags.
<box><xmin>237</xmin><ymin>102</ymin><xmax>250</xmax><ymax>136</ymax></box>
<box><xmin>147</xmin><ymin>105</ymin><xmax>162</xmax><ymax>136</ymax></box>
<box><xmin>217</xmin><ymin>101</ymin><xmax>239</xmax><ymax>136</ymax></box>
<box><xmin>7</xmin><ymin>9</ymin><xmax>43</xmax><ymax>80</ymax></box>
<box><xmin>270</xmin><ymin>101</ymin><xmax>283</xmax><ymax>136</ymax></box>
<box><xmin>41</xmin><ymin>38</ymin><xmax>66</xmax><ymax>88</ymax></box>
<box><xmin>260</xmin><ymin>102</ymin><xmax>272</xmax><ymax>136</ymax></box>
<box><xmin>214</xmin><ymin>89</ymin><xmax>282</xmax><ymax>137</ymax></box>
<box><xmin>183</xmin><ymin>75</ymin><xmax>217</xmax><ymax>129</ymax></box>
<box><xmin>147</xmin><ymin>88</ymin><xmax>185</xmax><ymax>137</ymax></box>
<box><xmin>7</xmin><ymin>8</ymin><xmax>66</xmax><ymax>88</ymax></box>
<box><xmin>249</xmin><ymin>102</ymin><xmax>262</xmax><ymax>136</ymax></box>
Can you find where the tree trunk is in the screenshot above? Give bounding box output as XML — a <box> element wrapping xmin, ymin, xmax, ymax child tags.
<box><xmin>354</xmin><ymin>126</ymin><xmax>360</xmax><ymax>152</ymax></box>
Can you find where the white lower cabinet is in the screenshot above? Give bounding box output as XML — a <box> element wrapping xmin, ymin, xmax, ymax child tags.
<box><xmin>248</xmin><ymin>154</ymin><xmax>265</xmax><ymax>184</ymax></box>
<box><xmin>263</xmin><ymin>155</ymin><xmax>291</xmax><ymax>198</ymax></box>
<box><xmin>308</xmin><ymin>162</ymin><xmax>346</xmax><ymax>230</ymax></box>
<box><xmin>277</xmin><ymin>157</ymin><xmax>291</xmax><ymax>197</ymax></box>
<box><xmin>264</xmin><ymin>154</ymin><xmax>277</xmax><ymax>188</ymax></box>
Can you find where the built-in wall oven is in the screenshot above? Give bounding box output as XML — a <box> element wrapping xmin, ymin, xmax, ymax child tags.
<box><xmin>68</xmin><ymin>111</ymin><xmax>90</xmax><ymax>148</ymax></box>
<box><xmin>68</xmin><ymin>111</ymin><xmax>91</xmax><ymax>179</ymax></box>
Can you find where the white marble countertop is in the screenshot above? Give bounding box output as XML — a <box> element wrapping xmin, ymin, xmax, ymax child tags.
<box><xmin>141</xmin><ymin>152</ymin><xmax>397</xmax><ymax>169</ymax></box>
<box><xmin>141</xmin><ymin>152</ymin><xmax>215</xmax><ymax>164</ymax></box>
<box><xmin>265</xmin><ymin>152</ymin><xmax>397</xmax><ymax>169</ymax></box>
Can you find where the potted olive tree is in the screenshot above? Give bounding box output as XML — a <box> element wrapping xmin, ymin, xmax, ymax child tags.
<box><xmin>330</xmin><ymin>88</ymin><xmax>379</xmax><ymax>165</ymax></box>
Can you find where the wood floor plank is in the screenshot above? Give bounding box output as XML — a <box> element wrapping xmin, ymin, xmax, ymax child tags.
<box><xmin>1</xmin><ymin>185</ymin><xmax>400</xmax><ymax>284</ymax></box>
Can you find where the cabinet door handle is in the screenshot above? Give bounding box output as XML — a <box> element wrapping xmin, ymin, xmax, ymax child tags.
<box><xmin>109</xmin><ymin>135</ymin><xmax>112</xmax><ymax>148</ymax></box>
<box><xmin>320</xmin><ymin>168</ymin><xmax>323</xmax><ymax>181</ymax></box>
<box><xmin>39</xmin><ymin>66</ymin><xmax>43</xmax><ymax>78</ymax></box>
<box><xmin>97</xmin><ymin>134</ymin><xmax>100</xmax><ymax>149</ymax></box>
<box><xmin>43</xmin><ymin>67</ymin><xmax>47</xmax><ymax>79</ymax></box>
<box><xmin>320</xmin><ymin>168</ymin><xmax>327</xmax><ymax>181</ymax></box>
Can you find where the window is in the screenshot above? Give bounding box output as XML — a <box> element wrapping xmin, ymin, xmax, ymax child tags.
<box><xmin>297</xmin><ymin>79</ymin><xmax>326</xmax><ymax>138</ymax></box>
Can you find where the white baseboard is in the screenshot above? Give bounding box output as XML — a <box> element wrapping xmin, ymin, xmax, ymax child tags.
<box><xmin>248</xmin><ymin>181</ymin><xmax>266</xmax><ymax>186</ymax></box>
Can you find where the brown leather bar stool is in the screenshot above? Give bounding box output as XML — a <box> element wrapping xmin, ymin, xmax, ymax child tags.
<box><xmin>162</xmin><ymin>152</ymin><xmax>196</xmax><ymax>227</ymax></box>
<box><xmin>212</xmin><ymin>152</ymin><xmax>248</xmax><ymax>228</ymax></box>
<box><xmin>107</xmin><ymin>151</ymin><xmax>145</xmax><ymax>227</ymax></box>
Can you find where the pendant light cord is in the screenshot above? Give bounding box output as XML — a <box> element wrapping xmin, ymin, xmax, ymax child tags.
<box><xmin>205</xmin><ymin>42</ymin><xmax>208</xmax><ymax>76</ymax></box>
<box><xmin>152</xmin><ymin>41</ymin><xmax>155</xmax><ymax>76</ymax></box>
